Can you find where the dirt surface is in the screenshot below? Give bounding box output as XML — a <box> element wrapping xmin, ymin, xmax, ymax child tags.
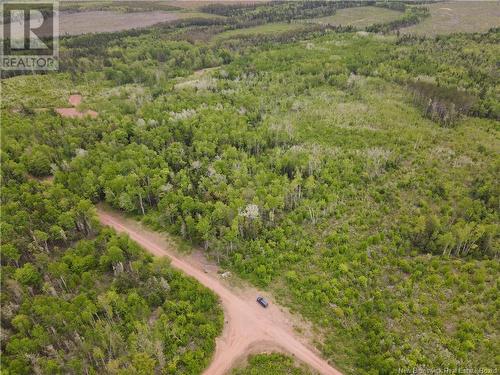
<box><xmin>32</xmin><ymin>11</ymin><xmax>183</xmax><ymax>36</ymax></box>
<box><xmin>55</xmin><ymin>94</ymin><xmax>98</xmax><ymax>119</ymax></box>
<box><xmin>55</xmin><ymin>108</ymin><xmax>98</xmax><ymax>118</ymax></box>
<box><xmin>97</xmin><ymin>207</ymin><xmax>342</xmax><ymax>375</ymax></box>
<box><xmin>68</xmin><ymin>94</ymin><xmax>82</xmax><ymax>107</ymax></box>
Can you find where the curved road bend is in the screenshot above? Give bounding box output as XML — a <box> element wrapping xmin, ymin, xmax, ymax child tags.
<box><xmin>97</xmin><ymin>208</ymin><xmax>343</xmax><ymax>375</ymax></box>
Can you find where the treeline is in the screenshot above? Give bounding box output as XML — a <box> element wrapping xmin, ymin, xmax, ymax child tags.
<box><xmin>57</xmin><ymin>7</ymin><xmax>498</xmax><ymax>124</ymax></box>
<box><xmin>62</xmin><ymin>33</ymin><xmax>230</xmax><ymax>85</ymax></box>
<box><xmin>374</xmin><ymin>0</ymin><xmax>438</xmax><ymax>11</ymax></box>
<box><xmin>366</xmin><ymin>5</ymin><xmax>429</xmax><ymax>33</ymax></box>
<box><xmin>408</xmin><ymin>81</ymin><xmax>476</xmax><ymax>126</ymax></box>
<box><xmin>374</xmin><ymin>1</ymin><xmax>406</xmax><ymax>12</ymax></box>
<box><xmin>1</xmin><ymin>14</ymin><xmax>228</xmax><ymax>80</ymax></box>
<box><xmin>410</xmin><ymin>213</ymin><xmax>497</xmax><ymax>258</ymax></box>
<box><xmin>201</xmin><ymin>1</ymin><xmax>372</xmax><ymax>23</ymax></box>
<box><xmin>216</xmin><ymin>24</ymin><xmax>356</xmax><ymax>53</ymax></box>
<box><xmin>60</xmin><ymin>0</ymin><xmax>181</xmax><ymax>13</ymax></box>
<box><xmin>378</xmin><ymin>29</ymin><xmax>500</xmax><ymax>122</ymax></box>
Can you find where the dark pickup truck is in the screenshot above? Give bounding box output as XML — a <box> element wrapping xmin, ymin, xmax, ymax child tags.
<box><xmin>256</xmin><ymin>296</ymin><xmax>269</xmax><ymax>308</ymax></box>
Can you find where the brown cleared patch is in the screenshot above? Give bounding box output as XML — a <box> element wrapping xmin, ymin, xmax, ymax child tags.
<box><xmin>68</xmin><ymin>94</ymin><xmax>82</xmax><ymax>107</ymax></box>
<box><xmin>55</xmin><ymin>94</ymin><xmax>98</xmax><ymax>119</ymax></box>
<box><xmin>55</xmin><ymin>108</ymin><xmax>98</xmax><ymax>119</ymax></box>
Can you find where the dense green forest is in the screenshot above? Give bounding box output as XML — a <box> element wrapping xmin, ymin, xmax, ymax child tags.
<box><xmin>1</xmin><ymin>1</ymin><xmax>499</xmax><ymax>374</ymax></box>
<box><xmin>0</xmin><ymin>177</ymin><xmax>223</xmax><ymax>374</ymax></box>
<box><xmin>1</xmin><ymin>105</ymin><xmax>223</xmax><ymax>373</ymax></box>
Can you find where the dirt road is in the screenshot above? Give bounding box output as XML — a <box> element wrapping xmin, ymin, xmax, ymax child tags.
<box><xmin>97</xmin><ymin>207</ymin><xmax>343</xmax><ymax>375</ymax></box>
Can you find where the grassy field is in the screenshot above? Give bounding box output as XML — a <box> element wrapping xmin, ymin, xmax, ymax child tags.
<box><xmin>213</xmin><ymin>22</ymin><xmax>309</xmax><ymax>41</ymax></box>
<box><xmin>166</xmin><ymin>0</ymin><xmax>268</xmax><ymax>10</ymax></box>
<box><xmin>233</xmin><ymin>354</ymin><xmax>312</xmax><ymax>374</ymax></box>
<box><xmin>58</xmin><ymin>10</ymin><xmax>181</xmax><ymax>36</ymax></box>
<box><xmin>402</xmin><ymin>1</ymin><xmax>500</xmax><ymax>36</ymax></box>
<box><xmin>0</xmin><ymin>73</ymin><xmax>102</xmax><ymax>110</ymax></box>
<box><xmin>8</xmin><ymin>9</ymin><xmax>221</xmax><ymax>37</ymax></box>
<box><xmin>59</xmin><ymin>0</ymin><xmax>181</xmax><ymax>12</ymax></box>
<box><xmin>57</xmin><ymin>11</ymin><xmax>222</xmax><ymax>36</ymax></box>
<box><xmin>307</xmin><ymin>6</ymin><xmax>402</xmax><ymax>28</ymax></box>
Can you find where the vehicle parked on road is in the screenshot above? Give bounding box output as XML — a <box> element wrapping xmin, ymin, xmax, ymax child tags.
<box><xmin>256</xmin><ymin>296</ymin><xmax>269</xmax><ymax>308</ymax></box>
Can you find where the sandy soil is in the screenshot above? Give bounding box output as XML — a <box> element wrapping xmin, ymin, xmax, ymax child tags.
<box><xmin>68</xmin><ymin>94</ymin><xmax>82</xmax><ymax>107</ymax></box>
<box><xmin>97</xmin><ymin>207</ymin><xmax>342</xmax><ymax>375</ymax></box>
<box><xmin>55</xmin><ymin>94</ymin><xmax>98</xmax><ymax>119</ymax></box>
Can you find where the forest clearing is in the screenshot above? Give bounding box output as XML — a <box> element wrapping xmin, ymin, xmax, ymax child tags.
<box><xmin>55</xmin><ymin>95</ymin><xmax>98</xmax><ymax>119</ymax></box>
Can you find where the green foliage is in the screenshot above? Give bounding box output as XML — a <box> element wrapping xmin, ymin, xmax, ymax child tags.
<box><xmin>408</xmin><ymin>81</ymin><xmax>476</xmax><ymax>126</ymax></box>
<box><xmin>2</xmin><ymin>13</ymin><xmax>499</xmax><ymax>375</ymax></box>
<box><xmin>1</xmin><ymin>112</ymin><xmax>222</xmax><ymax>375</ymax></box>
<box><xmin>366</xmin><ymin>5</ymin><xmax>429</xmax><ymax>33</ymax></box>
<box><xmin>20</xmin><ymin>144</ymin><xmax>54</xmax><ymax>177</ymax></box>
<box><xmin>201</xmin><ymin>1</ymin><xmax>371</xmax><ymax>23</ymax></box>
<box><xmin>233</xmin><ymin>353</ymin><xmax>312</xmax><ymax>374</ymax></box>
<box><xmin>375</xmin><ymin>1</ymin><xmax>406</xmax><ymax>12</ymax></box>
<box><xmin>391</xmin><ymin>31</ymin><xmax>500</xmax><ymax>120</ymax></box>
<box><xmin>13</xmin><ymin>263</ymin><xmax>41</xmax><ymax>286</ymax></box>
<box><xmin>0</xmin><ymin>182</ymin><xmax>223</xmax><ymax>374</ymax></box>
<box><xmin>60</xmin><ymin>1</ymin><xmax>181</xmax><ymax>13</ymax></box>
<box><xmin>308</xmin><ymin>6</ymin><xmax>403</xmax><ymax>29</ymax></box>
